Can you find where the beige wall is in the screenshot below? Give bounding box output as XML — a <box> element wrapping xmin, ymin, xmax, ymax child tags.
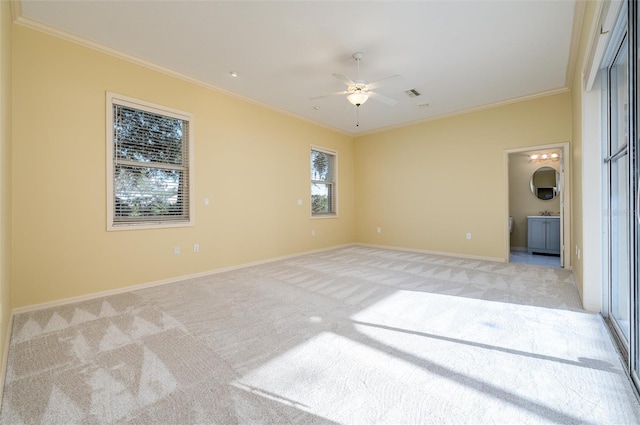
<box><xmin>570</xmin><ymin>0</ymin><xmax>600</xmax><ymax>307</ymax></box>
<box><xmin>7</xmin><ymin>7</ymin><xmax>594</xmax><ymax>310</ymax></box>
<box><xmin>11</xmin><ymin>26</ymin><xmax>354</xmax><ymax>307</ymax></box>
<box><xmin>0</xmin><ymin>1</ymin><xmax>13</xmax><ymax>360</ymax></box>
<box><xmin>509</xmin><ymin>155</ymin><xmax>561</xmax><ymax>249</ymax></box>
<box><xmin>354</xmin><ymin>93</ymin><xmax>572</xmax><ymax>260</ymax></box>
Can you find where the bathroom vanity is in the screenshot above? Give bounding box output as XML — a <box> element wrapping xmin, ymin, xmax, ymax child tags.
<box><xmin>527</xmin><ymin>216</ymin><xmax>560</xmax><ymax>255</ymax></box>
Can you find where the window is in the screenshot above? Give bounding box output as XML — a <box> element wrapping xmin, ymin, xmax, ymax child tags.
<box><xmin>107</xmin><ymin>93</ymin><xmax>194</xmax><ymax>230</ymax></box>
<box><xmin>310</xmin><ymin>146</ymin><xmax>337</xmax><ymax>217</ymax></box>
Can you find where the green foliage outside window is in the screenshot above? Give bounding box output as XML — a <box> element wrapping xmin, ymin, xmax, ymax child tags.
<box><xmin>113</xmin><ymin>105</ymin><xmax>188</xmax><ymax>221</ymax></box>
<box><xmin>311</xmin><ymin>149</ymin><xmax>335</xmax><ymax>215</ymax></box>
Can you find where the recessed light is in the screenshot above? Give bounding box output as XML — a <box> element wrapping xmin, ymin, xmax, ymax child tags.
<box><xmin>229</xmin><ymin>71</ymin><xmax>238</xmax><ymax>77</ymax></box>
<box><xmin>313</xmin><ymin>106</ymin><xmax>320</xmax><ymax>110</ymax></box>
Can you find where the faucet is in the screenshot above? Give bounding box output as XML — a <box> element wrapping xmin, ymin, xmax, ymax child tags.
<box><xmin>540</xmin><ymin>211</ymin><xmax>551</xmax><ymax>216</ymax></box>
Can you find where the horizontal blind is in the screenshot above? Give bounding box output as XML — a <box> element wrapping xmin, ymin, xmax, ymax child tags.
<box><xmin>112</xmin><ymin>103</ymin><xmax>190</xmax><ymax>224</ymax></box>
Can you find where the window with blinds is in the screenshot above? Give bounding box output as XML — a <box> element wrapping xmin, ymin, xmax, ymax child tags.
<box><xmin>107</xmin><ymin>93</ymin><xmax>194</xmax><ymax>230</ymax></box>
<box><xmin>311</xmin><ymin>146</ymin><xmax>337</xmax><ymax>217</ymax></box>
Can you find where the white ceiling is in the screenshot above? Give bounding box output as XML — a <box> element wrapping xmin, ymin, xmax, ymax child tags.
<box><xmin>17</xmin><ymin>0</ymin><xmax>578</xmax><ymax>135</ymax></box>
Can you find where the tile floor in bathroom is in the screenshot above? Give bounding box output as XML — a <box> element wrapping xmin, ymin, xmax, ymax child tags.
<box><xmin>509</xmin><ymin>250</ymin><xmax>562</xmax><ymax>268</ymax></box>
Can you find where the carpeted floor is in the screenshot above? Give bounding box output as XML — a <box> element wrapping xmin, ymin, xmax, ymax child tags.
<box><xmin>1</xmin><ymin>245</ymin><xmax>639</xmax><ymax>424</ymax></box>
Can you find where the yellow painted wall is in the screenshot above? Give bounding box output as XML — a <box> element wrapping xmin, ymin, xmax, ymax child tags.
<box><xmin>8</xmin><ymin>8</ymin><xmax>590</xmax><ymax>309</ymax></box>
<box><xmin>571</xmin><ymin>83</ymin><xmax>585</xmax><ymax>296</ymax></box>
<box><xmin>509</xmin><ymin>155</ymin><xmax>561</xmax><ymax>249</ymax></box>
<box><xmin>354</xmin><ymin>93</ymin><xmax>572</xmax><ymax>260</ymax></box>
<box><xmin>11</xmin><ymin>26</ymin><xmax>354</xmax><ymax>307</ymax></box>
<box><xmin>570</xmin><ymin>0</ymin><xmax>599</xmax><ymax>303</ymax></box>
<box><xmin>0</xmin><ymin>1</ymin><xmax>13</xmax><ymax>357</ymax></box>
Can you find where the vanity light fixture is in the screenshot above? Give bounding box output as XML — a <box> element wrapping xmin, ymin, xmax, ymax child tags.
<box><xmin>529</xmin><ymin>152</ymin><xmax>560</xmax><ymax>162</ymax></box>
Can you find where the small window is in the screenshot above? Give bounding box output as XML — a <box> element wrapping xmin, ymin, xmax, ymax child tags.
<box><xmin>310</xmin><ymin>146</ymin><xmax>337</xmax><ymax>217</ymax></box>
<box><xmin>107</xmin><ymin>93</ymin><xmax>194</xmax><ymax>230</ymax></box>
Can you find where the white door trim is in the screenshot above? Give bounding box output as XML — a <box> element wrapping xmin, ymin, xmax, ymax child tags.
<box><xmin>504</xmin><ymin>142</ymin><xmax>571</xmax><ymax>268</ymax></box>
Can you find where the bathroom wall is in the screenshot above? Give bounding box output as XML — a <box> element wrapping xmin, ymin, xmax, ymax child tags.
<box><xmin>509</xmin><ymin>153</ymin><xmax>561</xmax><ymax>250</ymax></box>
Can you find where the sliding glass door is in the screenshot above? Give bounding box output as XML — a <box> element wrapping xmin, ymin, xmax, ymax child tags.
<box><xmin>606</xmin><ymin>34</ymin><xmax>631</xmax><ymax>348</ymax></box>
<box><xmin>631</xmin><ymin>0</ymin><xmax>640</xmax><ymax>391</ymax></box>
<box><xmin>602</xmin><ymin>0</ymin><xmax>640</xmax><ymax>392</ymax></box>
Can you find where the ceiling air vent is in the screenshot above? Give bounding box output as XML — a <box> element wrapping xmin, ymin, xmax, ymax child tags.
<box><xmin>404</xmin><ymin>89</ymin><xmax>421</xmax><ymax>98</ymax></box>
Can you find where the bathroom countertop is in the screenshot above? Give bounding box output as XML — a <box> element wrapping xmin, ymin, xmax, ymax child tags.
<box><xmin>527</xmin><ymin>215</ymin><xmax>560</xmax><ymax>218</ymax></box>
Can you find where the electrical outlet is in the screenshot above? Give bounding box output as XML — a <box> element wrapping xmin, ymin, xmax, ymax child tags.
<box><xmin>174</xmin><ymin>246</ymin><xmax>181</xmax><ymax>255</ymax></box>
<box><xmin>466</xmin><ymin>233</ymin><xmax>472</xmax><ymax>240</ymax></box>
<box><xmin>311</xmin><ymin>230</ymin><xmax>316</xmax><ymax>237</ymax></box>
<box><xmin>193</xmin><ymin>243</ymin><xmax>199</xmax><ymax>253</ymax></box>
<box><xmin>377</xmin><ymin>227</ymin><xmax>382</xmax><ymax>233</ymax></box>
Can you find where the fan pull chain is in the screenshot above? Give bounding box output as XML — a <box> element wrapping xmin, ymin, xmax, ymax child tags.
<box><xmin>356</xmin><ymin>105</ymin><xmax>359</xmax><ymax>127</ymax></box>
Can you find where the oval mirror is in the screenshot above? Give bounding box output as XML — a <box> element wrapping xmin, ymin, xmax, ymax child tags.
<box><xmin>530</xmin><ymin>166</ymin><xmax>559</xmax><ymax>200</ymax></box>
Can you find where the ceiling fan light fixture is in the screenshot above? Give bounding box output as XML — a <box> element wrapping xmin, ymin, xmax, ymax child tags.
<box><xmin>347</xmin><ymin>92</ymin><xmax>369</xmax><ymax>106</ymax></box>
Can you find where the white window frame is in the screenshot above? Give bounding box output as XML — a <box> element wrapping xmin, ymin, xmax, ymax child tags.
<box><xmin>106</xmin><ymin>92</ymin><xmax>194</xmax><ymax>231</ymax></box>
<box><xmin>310</xmin><ymin>145</ymin><xmax>338</xmax><ymax>218</ymax></box>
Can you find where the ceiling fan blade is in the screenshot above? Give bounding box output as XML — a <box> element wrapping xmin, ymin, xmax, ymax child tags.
<box><xmin>369</xmin><ymin>91</ymin><xmax>399</xmax><ymax>106</ymax></box>
<box><xmin>332</xmin><ymin>73</ymin><xmax>355</xmax><ymax>87</ymax></box>
<box><xmin>367</xmin><ymin>74</ymin><xmax>402</xmax><ymax>90</ymax></box>
<box><xmin>309</xmin><ymin>91</ymin><xmax>350</xmax><ymax>100</ymax></box>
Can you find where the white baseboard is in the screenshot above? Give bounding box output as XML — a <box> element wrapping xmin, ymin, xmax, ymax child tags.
<box><xmin>10</xmin><ymin>243</ymin><xmax>509</xmax><ymax>317</ymax></box>
<box><xmin>355</xmin><ymin>243</ymin><xmax>505</xmax><ymax>263</ymax></box>
<box><xmin>0</xmin><ymin>313</ymin><xmax>13</xmax><ymax>412</ymax></box>
<box><xmin>510</xmin><ymin>246</ymin><xmax>527</xmax><ymax>252</ymax></box>
<box><xmin>9</xmin><ymin>241</ymin><xmax>509</xmax><ymax>317</ymax></box>
<box><xmin>0</xmin><ymin>241</ymin><xmax>518</xmax><ymax>405</ymax></box>
<box><xmin>11</xmin><ymin>243</ymin><xmax>355</xmax><ymax>316</ymax></box>
<box><xmin>0</xmin><ymin>243</ymin><xmax>347</xmax><ymax>408</ymax></box>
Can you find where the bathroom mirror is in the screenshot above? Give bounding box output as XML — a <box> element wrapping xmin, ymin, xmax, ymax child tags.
<box><xmin>530</xmin><ymin>166</ymin><xmax>559</xmax><ymax>200</ymax></box>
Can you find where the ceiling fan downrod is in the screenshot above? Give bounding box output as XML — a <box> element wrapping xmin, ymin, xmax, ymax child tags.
<box><xmin>354</xmin><ymin>52</ymin><xmax>364</xmax><ymax>127</ymax></box>
<box><xmin>353</xmin><ymin>52</ymin><xmax>363</xmax><ymax>80</ymax></box>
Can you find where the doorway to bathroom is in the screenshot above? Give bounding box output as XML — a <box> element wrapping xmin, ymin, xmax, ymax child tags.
<box><xmin>504</xmin><ymin>143</ymin><xmax>570</xmax><ymax>269</ymax></box>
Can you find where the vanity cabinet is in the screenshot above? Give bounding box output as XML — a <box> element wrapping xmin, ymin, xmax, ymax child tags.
<box><xmin>527</xmin><ymin>216</ymin><xmax>560</xmax><ymax>255</ymax></box>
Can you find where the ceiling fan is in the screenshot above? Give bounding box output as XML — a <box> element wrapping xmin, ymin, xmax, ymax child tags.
<box><xmin>311</xmin><ymin>52</ymin><xmax>400</xmax><ymax>107</ymax></box>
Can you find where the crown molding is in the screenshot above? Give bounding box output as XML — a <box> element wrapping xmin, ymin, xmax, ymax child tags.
<box><xmin>565</xmin><ymin>0</ymin><xmax>587</xmax><ymax>89</ymax></box>
<box><xmin>10</xmin><ymin>0</ymin><xmax>21</xmax><ymax>22</ymax></box>
<box><xmin>355</xmin><ymin>87</ymin><xmax>570</xmax><ymax>138</ymax></box>
<box><xmin>11</xmin><ymin>12</ymin><xmax>352</xmax><ymax>138</ymax></box>
<box><xmin>10</xmin><ymin>2</ymin><xmax>574</xmax><ymax>140</ymax></box>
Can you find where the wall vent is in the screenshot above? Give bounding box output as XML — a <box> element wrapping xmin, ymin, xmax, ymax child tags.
<box><xmin>404</xmin><ymin>89</ymin><xmax>421</xmax><ymax>98</ymax></box>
